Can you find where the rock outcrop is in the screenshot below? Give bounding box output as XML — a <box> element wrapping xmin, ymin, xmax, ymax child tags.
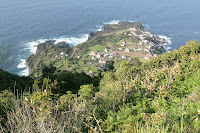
<box><xmin>26</xmin><ymin>40</ymin><xmax>71</xmax><ymax>75</ymax></box>
<box><xmin>88</xmin><ymin>21</ymin><xmax>144</xmax><ymax>40</ymax></box>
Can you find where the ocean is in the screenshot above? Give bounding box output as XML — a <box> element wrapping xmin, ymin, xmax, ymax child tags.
<box><xmin>0</xmin><ymin>0</ymin><xmax>200</xmax><ymax>76</ymax></box>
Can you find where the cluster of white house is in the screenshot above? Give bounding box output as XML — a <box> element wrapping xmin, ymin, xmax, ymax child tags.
<box><xmin>130</xmin><ymin>27</ymin><xmax>167</xmax><ymax>45</ymax></box>
<box><xmin>89</xmin><ymin>49</ymin><xmax>131</xmax><ymax>63</ymax></box>
<box><xmin>54</xmin><ymin>52</ymin><xmax>68</xmax><ymax>60</ymax></box>
<box><xmin>115</xmin><ymin>27</ymin><xmax>163</xmax><ymax>60</ymax></box>
<box><xmin>117</xmin><ymin>41</ymin><xmax>154</xmax><ymax>60</ymax></box>
<box><xmin>129</xmin><ymin>27</ymin><xmax>166</xmax><ymax>59</ymax></box>
<box><xmin>89</xmin><ymin>48</ymin><xmax>116</xmax><ymax>64</ymax></box>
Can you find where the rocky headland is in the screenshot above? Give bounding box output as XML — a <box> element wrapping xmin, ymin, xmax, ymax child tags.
<box><xmin>88</xmin><ymin>22</ymin><xmax>144</xmax><ymax>40</ymax></box>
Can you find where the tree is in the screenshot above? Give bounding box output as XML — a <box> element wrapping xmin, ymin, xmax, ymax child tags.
<box><xmin>78</xmin><ymin>84</ymin><xmax>96</xmax><ymax>101</ymax></box>
<box><xmin>105</xmin><ymin>60</ymin><xmax>114</xmax><ymax>71</ymax></box>
<box><xmin>132</xmin><ymin>57</ymin><xmax>141</xmax><ymax>67</ymax></box>
<box><xmin>42</xmin><ymin>64</ymin><xmax>56</xmax><ymax>74</ymax></box>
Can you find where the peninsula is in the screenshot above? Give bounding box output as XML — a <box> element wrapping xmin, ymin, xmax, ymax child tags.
<box><xmin>26</xmin><ymin>21</ymin><xmax>169</xmax><ymax>77</ymax></box>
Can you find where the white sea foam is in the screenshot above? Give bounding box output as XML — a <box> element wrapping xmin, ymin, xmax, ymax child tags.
<box><xmin>95</xmin><ymin>20</ymin><xmax>120</xmax><ymax>31</ymax></box>
<box><xmin>158</xmin><ymin>35</ymin><xmax>172</xmax><ymax>45</ymax></box>
<box><xmin>157</xmin><ymin>35</ymin><xmax>172</xmax><ymax>51</ymax></box>
<box><xmin>18</xmin><ymin>34</ymin><xmax>89</xmax><ymax>76</ymax></box>
<box><xmin>163</xmin><ymin>46</ymin><xmax>172</xmax><ymax>53</ymax></box>
<box><xmin>17</xmin><ymin>59</ymin><xmax>29</xmax><ymax>76</ymax></box>
<box><xmin>96</xmin><ymin>25</ymin><xmax>103</xmax><ymax>31</ymax></box>
<box><xmin>24</xmin><ymin>34</ymin><xmax>89</xmax><ymax>55</ymax></box>
<box><xmin>96</xmin><ymin>20</ymin><xmax>135</xmax><ymax>31</ymax></box>
<box><xmin>103</xmin><ymin>19</ymin><xmax>135</xmax><ymax>25</ymax></box>
<box><xmin>166</xmin><ymin>46</ymin><xmax>171</xmax><ymax>50</ymax></box>
<box><xmin>26</xmin><ymin>39</ymin><xmax>48</xmax><ymax>54</ymax></box>
<box><xmin>143</xmin><ymin>24</ymin><xmax>150</xmax><ymax>29</ymax></box>
<box><xmin>103</xmin><ymin>20</ymin><xmax>120</xmax><ymax>25</ymax></box>
<box><xmin>53</xmin><ymin>34</ymin><xmax>89</xmax><ymax>46</ymax></box>
<box><xmin>17</xmin><ymin>59</ymin><xmax>27</xmax><ymax>69</ymax></box>
<box><xmin>18</xmin><ymin>67</ymin><xmax>29</xmax><ymax>76</ymax></box>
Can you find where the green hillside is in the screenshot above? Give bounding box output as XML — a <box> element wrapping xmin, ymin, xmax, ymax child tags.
<box><xmin>0</xmin><ymin>40</ymin><xmax>200</xmax><ymax>132</ymax></box>
<box><xmin>26</xmin><ymin>22</ymin><xmax>168</xmax><ymax>77</ymax></box>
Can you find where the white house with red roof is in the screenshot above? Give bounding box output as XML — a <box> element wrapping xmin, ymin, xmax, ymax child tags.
<box><xmin>96</xmin><ymin>53</ymin><xmax>101</xmax><ymax>59</ymax></box>
<box><xmin>143</xmin><ymin>40</ymin><xmax>149</xmax><ymax>44</ymax></box>
<box><xmin>118</xmin><ymin>47</ymin><xmax>123</xmax><ymax>51</ymax></box>
<box><xmin>144</xmin><ymin>55</ymin><xmax>152</xmax><ymax>59</ymax></box>
<box><xmin>149</xmin><ymin>42</ymin><xmax>155</xmax><ymax>45</ymax></box>
<box><xmin>132</xmin><ymin>32</ymin><xmax>138</xmax><ymax>36</ymax></box>
<box><xmin>89</xmin><ymin>50</ymin><xmax>97</xmax><ymax>56</ymax></box>
<box><xmin>124</xmin><ymin>48</ymin><xmax>130</xmax><ymax>52</ymax></box>
<box><xmin>121</xmin><ymin>41</ymin><xmax>126</xmax><ymax>46</ymax></box>
<box><xmin>104</xmin><ymin>48</ymin><xmax>108</xmax><ymax>53</ymax></box>
<box><xmin>104</xmin><ymin>53</ymin><xmax>109</xmax><ymax>57</ymax></box>
<box><xmin>139</xmin><ymin>41</ymin><xmax>143</xmax><ymax>45</ymax></box>
<box><xmin>67</xmin><ymin>68</ymin><xmax>73</xmax><ymax>71</ymax></box>
<box><xmin>130</xmin><ymin>27</ymin><xmax>137</xmax><ymax>31</ymax></box>
<box><xmin>99</xmin><ymin>58</ymin><xmax>106</xmax><ymax>64</ymax></box>
<box><xmin>144</xmin><ymin>53</ymin><xmax>153</xmax><ymax>59</ymax></box>
<box><xmin>147</xmin><ymin>52</ymin><xmax>153</xmax><ymax>56</ymax></box>
<box><xmin>144</xmin><ymin>49</ymin><xmax>150</xmax><ymax>52</ymax></box>
<box><xmin>122</xmin><ymin>55</ymin><xmax>126</xmax><ymax>59</ymax></box>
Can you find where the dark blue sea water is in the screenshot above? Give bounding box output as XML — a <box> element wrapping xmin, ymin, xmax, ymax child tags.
<box><xmin>0</xmin><ymin>0</ymin><xmax>200</xmax><ymax>75</ymax></box>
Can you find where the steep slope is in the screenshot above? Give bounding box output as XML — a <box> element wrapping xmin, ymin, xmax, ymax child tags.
<box><xmin>26</xmin><ymin>41</ymin><xmax>72</xmax><ymax>77</ymax></box>
<box><xmin>94</xmin><ymin>40</ymin><xmax>200</xmax><ymax>132</ymax></box>
<box><xmin>1</xmin><ymin>40</ymin><xmax>200</xmax><ymax>132</ymax></box>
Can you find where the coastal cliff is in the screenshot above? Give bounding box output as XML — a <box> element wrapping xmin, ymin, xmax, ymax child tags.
<box><xmin>26</xmin><ymin>40</ymin><xmax>72</xmax><ymax>76</ymax></box>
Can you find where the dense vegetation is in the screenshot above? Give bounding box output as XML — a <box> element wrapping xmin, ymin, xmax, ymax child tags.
<box><xmin>0</xmin><ymin>69</ymin><xmax>33</xmax><ymax>92</ymax></box>
<box><xmin>0</xmin><ymin>40</ymin><xmax>200</xmax><ymax>132</ymax></box>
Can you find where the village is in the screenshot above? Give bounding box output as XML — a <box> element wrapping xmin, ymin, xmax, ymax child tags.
<box><xmin>85</xmin><ymin>27</ymin><xmax>168</xmax><ymax>68</ymax></box>
<box><xmin>44</xmin><ymin>25</ymin><xmax>169</xmax><ymax>76</ymax></box>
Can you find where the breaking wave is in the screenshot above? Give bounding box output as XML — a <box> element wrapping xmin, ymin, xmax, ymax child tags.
<box><xmin>158</xmin><ymin>35</ymin><xmax>172</xmax><ymax>45</ymax></box>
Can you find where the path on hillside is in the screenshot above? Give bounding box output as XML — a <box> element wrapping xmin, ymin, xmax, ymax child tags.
<box><xmin>65</xmin><ymin>48</ymin><xmax>77</xmax><ymax>69</ymax></box>
<box><xmin>68</xmin><ymin>48</ymin><xmax>77</xmax><ymax>59</ymax></box>
<box><xmin>112</xmin><ymin>51</ymin><xmax>145</xmax><ymax>57</ymax></box>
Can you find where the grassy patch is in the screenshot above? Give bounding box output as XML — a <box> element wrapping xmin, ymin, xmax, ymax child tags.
<box><xmin>88</xmin><ymin>45</ymin><xmax>105</xmax><ymax>52</ymax></box>
<box><xmin>60</xmin><ymin>65</ymin><xmax>66</xmax><ymax>71</ymax></box>
<box><xmin>89</xmin><ymin>66</ymin><xmax>98</xmax><ymax>72</ymax></box>
<box><xmin>138</xmin><ymin>57</ymin><xmax>149</xmax><ymax>63</ymax></box>
<box><xmin>82</xmin><ymin>51</ymin><xmax>90</xmax><ymax>58</ymax></box>
<box><xmin>81</xmin><ymin>66</ymin><xmax>89</xmax><ymax>72</ymax></box>
<box><xmin>71</xmin><ymin>64</ymin><xmax>78</xmax><ymax>69</ymax></box>
<box><xmin>43</xmin><ymin>58</ymin><xmax>51</xmax><ymax>65</ymax></box>
<box><xmin>125</xmin><ymin>40</ymin><xmax>136</xmax><ymax>46</ymax></box>
<box><xmin>115</xmin><ymin>40</ymin><xmax>124</xmax><ymax>46</ymax></box>
<box><xmin>78</xmin><ymin>60</ymin><xmax>84</xmax><ymax>66</ymax></box>
<box><xmin>54</xmin><ymin>62</ymin><xmax>63</xmax><ymax>68</ymax></box>
<box><xmin>33</xmin><ymin>73</ymin><xmax>38</xmax><ymax>77</ymax></box>
<box><xmin>114</xmin><ymin>61</ymin><xmax>121</xmax><ymax>68</ymax></box>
